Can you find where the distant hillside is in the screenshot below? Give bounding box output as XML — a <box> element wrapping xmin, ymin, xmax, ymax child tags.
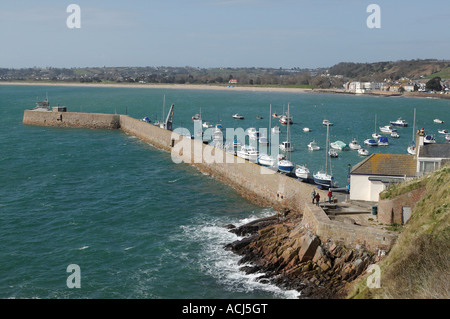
<box><xmin>348</xmin><ymin>164</ymin><xmax>450</xmax><ymax>299</ymax></box>
<box><xmin>328</xmin><ymin>59</ymin><xmax>450</xmax><ymax>81</ymax></box>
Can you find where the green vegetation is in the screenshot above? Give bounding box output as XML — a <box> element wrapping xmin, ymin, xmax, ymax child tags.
<box><xmin>426</xmin><ymin>76</ymin><xmax>443</xmax><ymax>91</ymax></box>
<box><xmin>348</xmin><ymin>165</ymin><xmax>450</xmax><ymax>299</ymax></box>
<box><xmin>379</xmin><ymin>177</ymin><xmax>427</xmax><ymax>200</ymax></box>
<box><xmin>426</xmin><ymin>66</ymin><xmax>450</xmax><ymax>79</ymax></box>
<box><xmin>329</xmin><ymin>59</ymin><xmax>450</xmax><ymax>82</ymax></box>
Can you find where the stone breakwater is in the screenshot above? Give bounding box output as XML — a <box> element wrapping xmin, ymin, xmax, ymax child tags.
<box><xmin>225</xmin><ymin>209</ymin><xmax>379</xmax><ymax>299</ymax></box>
<box><xmin>23</xmin><ymin>109</ymin><xmax>327</xmax><ymax>214</ymax></box>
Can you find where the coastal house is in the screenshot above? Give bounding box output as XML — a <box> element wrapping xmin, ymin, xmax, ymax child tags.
<box><xmin>402</xmin><ymin>83</ymin><xmax>418</xmax><ymax>92</ymax></box>
<box><xmin>349</xmin><ymin>154</ymin><xmax>417</xmax><ymax>202</ymax></box>
<box><xmin>228</xmin><ymin>79</ymin><xmax>238</xmax><ymax>84</ymax></box>
<box><xmin>346</xmin><ymin>81</ymin><xmax>383</xmax><ymax>94</ymax></box>
<box><xmin>416</xmin><ymin>134</ymin><xmax>450</xmax><ymax>176</ymax></box>
<box><xmin>349</xmin><ymin>133</ymin><xmax>450</xmax><ymax>202</ymax></box>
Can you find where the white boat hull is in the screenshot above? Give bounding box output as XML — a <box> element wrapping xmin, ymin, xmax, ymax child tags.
<box><xmin>295</xmin><ymin>166</ymin><xmax>310</xmax><ymax>181</ymax></box>
<box><xmin>257</xmin><ymin>154</ymin><xmax>277</xmax><ymax>167</ymax></box>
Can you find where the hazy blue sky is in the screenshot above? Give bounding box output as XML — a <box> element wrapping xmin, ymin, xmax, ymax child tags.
<box><xmin>1</xmin><ymin>0</ymin><xmax>449</xmax><ymax>68</ymax></box>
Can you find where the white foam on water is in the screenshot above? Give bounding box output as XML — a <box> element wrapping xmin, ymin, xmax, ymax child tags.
<box><xmin>180</xmin><ymin>210</ymin><xmax>300</xmax><ymax>299</ymax></box>
<box><xmin>76</xmin><ymin>245</ymin><xmax>89</xmax><ymax>250</ymax></box>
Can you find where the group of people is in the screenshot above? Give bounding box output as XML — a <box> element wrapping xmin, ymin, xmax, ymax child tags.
<box><xmin>311</xmin><ymin>189</ymin><xmax>333</xmax><ymax>206</ymax></box>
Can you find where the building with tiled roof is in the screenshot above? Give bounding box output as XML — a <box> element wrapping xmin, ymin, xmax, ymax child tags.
<box><xmin>416</xmin><ymin>143</ymin><xmax>450</xmax><ymax>176</ymax></box>
<box><xmin>349</xmin><ymin>153</ymin><xmax>417</xmax><ymax>202</ymax></box>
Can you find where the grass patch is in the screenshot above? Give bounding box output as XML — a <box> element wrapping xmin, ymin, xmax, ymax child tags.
<box><xmin>348</xmin><ymin>165</ymin><xmax>450</xmax><ymax>299</ymax></box>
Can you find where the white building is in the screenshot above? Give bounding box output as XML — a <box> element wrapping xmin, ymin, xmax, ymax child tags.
<box><xmin>346</xmin><ymin>81</ymin><xmax>383</xmax><ymax>94</ymax></box>
<box><xmin>349</xmin><ymin>154</ymin><xmax>417</xmax><ymax>202</ymax></box>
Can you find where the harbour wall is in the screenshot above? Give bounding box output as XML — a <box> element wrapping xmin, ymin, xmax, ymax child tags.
<box><xmin>23</xmin><ymin>110</ymin><xmax>120</xmax><ymax>129</ymax></box>
<box><xmin>22</xmin><ymin>110</ymin><xmax>325</xmax><ymax>214</ymax></box>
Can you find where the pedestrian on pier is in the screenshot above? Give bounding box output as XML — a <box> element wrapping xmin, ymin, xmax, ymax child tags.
<box><xmin>315</xmin><ymin>193</ymin><xmax>320</xmax><ymax>206</ymax></box>
<box><xmin>327</xmin><ymin>190</ymin><xmax>333</xmax><ymax>203</ymax></box>
<box><xmin>311</xmin><ymin>189</ymin><xmax>316</xmax><ymax>204</ymax></box>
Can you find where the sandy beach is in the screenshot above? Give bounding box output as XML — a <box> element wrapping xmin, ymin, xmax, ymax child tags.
<box><xmin>2</xmin><ymin>81</ymin><xmax>449</xmax><ymax>99</ymax></box>
<box><xmin>0</xmin><ymin>81</ymin><xmax>315</xmax><ymax>94</ymax></box>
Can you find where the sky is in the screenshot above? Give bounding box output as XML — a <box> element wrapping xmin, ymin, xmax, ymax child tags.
<box><xmin>0</xmin><ymin>0</ymin><xmax>449</xmax><ymax>69</ymax></box>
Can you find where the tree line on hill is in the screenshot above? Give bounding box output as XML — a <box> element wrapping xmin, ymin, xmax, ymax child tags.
<box><xmin>1</xmin><ymin>59</ymin><xmax>448</xmax><ymax>89</ymax></box>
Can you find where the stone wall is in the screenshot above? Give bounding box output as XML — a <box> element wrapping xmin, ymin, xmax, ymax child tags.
<box><xmin>377</xmin><ymin>186</ymin><xmax>427</xmax><ymax>224</ymax></box>
<box><xmin>23</xmin><ymin>110</ymin><xmax>120</xmax><ymax>129</ymax></box>
<box><xmin>301</xmin><ymin>202</ymin><xmax>398</xmax><ymax>253</ymax></box>
<box><xmin>23</xmin><ymin>110</ymin><xmax>325</xmax><ymax>214</ymax></box>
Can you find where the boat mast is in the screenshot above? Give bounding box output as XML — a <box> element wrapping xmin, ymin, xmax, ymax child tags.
<box><xmin>287</xmin><ymin>103</ymin><xmax>290</xmax><ymax>161</ymax></box>
<box><xmin>374</xmin><ymin>114</ymin><xmax>377</xmax><ymax>135</ymax></box>
<box><xmin>412</xmin><ymin>108</ymin><xmax>416</xmax><ymax>143</ymax></box>
<box><xmin>325</xmin><ymin>122</ymin><xmax>329</xmax><ymax>174</ymax></box>
<box><xmin>269</xmin><ymin>104</ymin><xmax>272</xmax><ymax>152</ymax></box>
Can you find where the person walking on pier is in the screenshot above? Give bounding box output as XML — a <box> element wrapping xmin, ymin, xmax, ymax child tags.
<box><xmin>315</xmin><ymin>193</ymin><xmax>320</xmax><ymax>206</ymax></box>
<box><xmin>327</xmin><ymin>190</ymin><xmax>333</xmax><ymax>203</ymax></box>
<box><xmin>311</xmin><ymin>189</ymin><xmax>316</xmax><ymax>204</ymax></box>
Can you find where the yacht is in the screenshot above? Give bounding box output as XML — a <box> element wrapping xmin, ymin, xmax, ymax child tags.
<box><xmin>246</xmin><ymin>127</ymin><xmax>260</xmax><ymax>140</ymax></box>
<box><xmin>349</xmin><ymin>139</ymin><xmax>361</xmax><ymax>150</ymax></box>
<box><xmin>278</xmin><ymin>158</ymin><xmax>294</xmax><ymax>174</ymax></box>
<box><xmin>330</xmin><ymin>140</ymin><xmax>349</xmax><ymax>151</ymax></box>
<box><xmin>257</xmin><ymin>153</ymin><xmax>277</xmax><ymax>167</ymax></box>
<box><xmin>372</xmin><ymin>114</ymin><xmax>380</xmax><ymax>139</ymax></box>
<box><xmin>358</xmin><ymin>148</ymin><xmax>369</xmax><ymax>156</ymax></box>
<box><xmin>212</xmin><ymin>126</ymin><xmax>223</xmax><ymax>142</ymax></box>
<box><xmin>378</xmin><ymin>136</ymin><xmax>389</xmax><ymax>146</ymax></box>
<box><xmin>141</xmin><ymin>116</ymin><xmax>151</xmax><ymax>123</ymax></box>
<box><xmin>322</xmin><ymin>119</ymin><xmax>333</xmax><ymax>126</ymax></box>
<box><xmin>280</xmin><ymin>141</ymin><xmax>294</xmax><ymax>152</ymax></box>
<box><xmin>390</xmin><ymin>132</ymin><xmax>400</xmax><ymax>138</ymax></box>
<box><xmin>232</xmin><ymin>113</ymin><xmax>244</xmax><ymax>120</ymax></box>
<box><xmin>295</xmin><ymin>165</ymin><xmax>311</xmax><ymax>181</ymax></box>
<box><xmin>434</xmin><ymin>119</ymin><xmax>444</xmax><ymax>124</ymax></box>
<box><xmin>364</xmin><ymin>138</ymin><xmax>378</xmax><ymax>146</ymax></box>
<box><xmin>407</xmin><ymin>143</ymin><xmax>416</xmax><ymax>155</ymax></box>
<box><xmin>424</xmin><ymin>135</ymin><xmax>436</xmax><ymax>144</ymax></box>
<box><xmin>279</xmin><ymin>104</ymin><xmax>294</xmax><ymax>151</ymax></box>
<box><xmin>202</xmin><ymin>122</ymin><xmax>213</xmax><ymax>128</ymax></box>
<box><xmin>303</xmin><ymin>127</ymin><xmax>311</xmax><ymax>132</ymax></box>
<box><xmin>379</xmin><ymin>125</ymin><xmax>397</xmax><ymax>134</ymax></box>
<box><xmin>313</xmin><ymin>121</ymin><xmax>334</xmax><ymax>188</ymax></box>
<box><xmin>237</xmin><ymin>145</ymin><xmax>259</xmax><ymax>161</ymax></box>
<box><xmin>407</xmin><ymin>109</ymin><xmax>417</xmax><ymax>155</ymax></box>
<box><xmin>328</xmin><ymin>149</ymin><xmax>339</xmax><ymax>158</ymax></box>
<box><xmin>390</xmin><ymin>118</ymin><xmax>408</xmax><ymax>127</ymax></box>
<box><xmin>438</xmin><ymin>129</ymin><xmax>448</xmax><ymax>134</ymax></box>
<box><xmin>279</xmin><ymin>114</ymin><xmax>293</xmax><ymax>125</ymax></box>
<box><xmin>308</xmin><ymin>141</ymin><xmax>320</xmax><ymax>151</ymax></box>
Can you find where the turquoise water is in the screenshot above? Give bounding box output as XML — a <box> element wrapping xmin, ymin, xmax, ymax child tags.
<box><xmin>0</xmin><ymin>85</ymin><xmax>448</xmax><ymax>299</ymax></box>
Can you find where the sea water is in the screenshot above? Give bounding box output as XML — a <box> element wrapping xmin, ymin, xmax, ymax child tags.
<box><xmin>0</xmin><ymin>84</ymin><xmax>448</xmax><ymax>299</ymax></box>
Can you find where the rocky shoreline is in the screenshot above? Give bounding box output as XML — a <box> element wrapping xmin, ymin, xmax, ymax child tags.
<box><xmin>224</xmin><ymin>209</ymin><xmax>379</xmax><ymax>299</ymax></box>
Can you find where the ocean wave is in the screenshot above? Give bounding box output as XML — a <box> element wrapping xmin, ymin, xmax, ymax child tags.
<box><xmin>179</xmin><ymin>211</ymin><xmax>300</xmax><ymax>299</ymax></box>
